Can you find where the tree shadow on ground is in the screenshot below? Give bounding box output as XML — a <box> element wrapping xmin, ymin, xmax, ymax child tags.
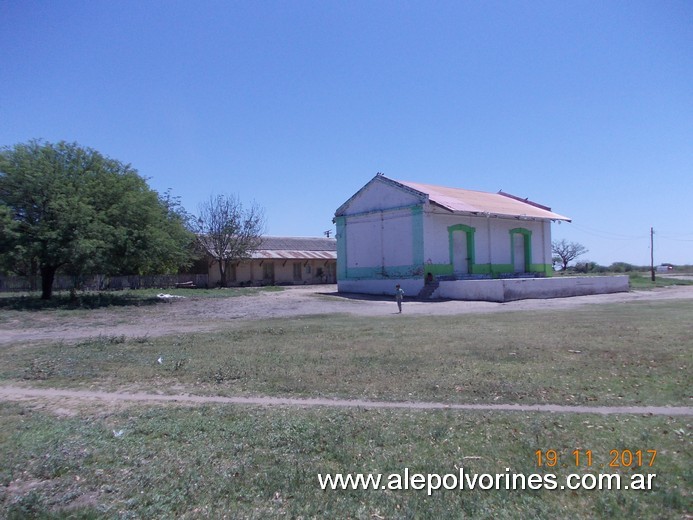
<box><xmin>316</xmin><ymin>291</ymin><xmax>453</xmax><ymax>303</ymax></box>
<box><xmin>317</xmin><ymin>291</ymin><xmax>392</xmax><ymax>302</ymax></box>
<box><xmin>0</xmin><ymin>292</ymin><xmax>163</xmax><ymax>311</ymax></box>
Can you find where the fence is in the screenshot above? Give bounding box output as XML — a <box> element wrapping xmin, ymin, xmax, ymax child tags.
<box><xmin>0</xmin><ymin>274</ymin><xmax>209</xmax><ymax>293</ymax></box>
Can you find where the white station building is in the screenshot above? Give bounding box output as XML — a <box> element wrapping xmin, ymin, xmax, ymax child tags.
<box><xmin>334</xmin><ymin>174</ymin><xmax>627</xmax><ymax>301</ymax></box>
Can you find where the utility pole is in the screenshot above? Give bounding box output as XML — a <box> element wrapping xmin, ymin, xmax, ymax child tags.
<box><xmin>650</xmin><ymin>227</ymin><xmax>655</xmax><ymax>282</ymax></box>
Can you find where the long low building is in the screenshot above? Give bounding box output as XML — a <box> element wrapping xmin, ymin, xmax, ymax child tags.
<box><xmin>207</xmin><ymin>236</ymin><xmax>337</xmax><ymax>287</ymax></box>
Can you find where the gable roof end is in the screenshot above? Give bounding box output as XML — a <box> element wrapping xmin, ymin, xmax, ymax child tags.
<box><xmin>334</xmin><ymin>173</ymin><xmax>427</xmax><ymax>217</ymax></box>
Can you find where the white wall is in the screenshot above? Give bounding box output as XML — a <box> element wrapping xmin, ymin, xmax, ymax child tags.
<box><xmin>539</xmin><ymin>221</ymin><xmax>552</xmax><ymax>264</ymax></box>
<box><xmin>437</xmin><ymin>276</ymin><xmax>629</xmax><ymax>302</ymax></box>
<box><xmin>345</xmin><ymin>214</ymin><xmax>381</xmax><ymax>267</ymax></box>
<box><xmin>345</xmin><ymin>209</ymin><xmax>414</xmax><ymax>270</ymax></box>
<box><xmin>435</xmin><ymin>279</ymin><xmax>505</xmax><ymax>301</ymax></box>
<box><xmin>422</xmin><ymin>211</ymin><xmax>456</xmax><ymax>264</ymax></box>
<box><xmin>423</xmin><ymin>210</ymin><xmax>551</xmax><ymax>266</ymax></box>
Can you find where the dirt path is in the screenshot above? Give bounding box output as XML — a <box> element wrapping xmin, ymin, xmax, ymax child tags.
<box><xmin>1</xmin><ymin>385</ymin><xmax>691</xmax><ymax>416</ymax></box>
<box><xmin>2</xmin><ymin>284</ymin><xmax>693</xmax><ymax>345</ymax></box>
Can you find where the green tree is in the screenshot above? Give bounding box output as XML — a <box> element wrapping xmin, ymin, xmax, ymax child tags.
<box><xmin>0</xmin><ymin>140</ymin><xmax>196</xmax><ymax>299</ymax></box>
<box><xmin>194</xmin><ymin>194</ymin><xmax>265</xmax><ymax>287</ymax></box>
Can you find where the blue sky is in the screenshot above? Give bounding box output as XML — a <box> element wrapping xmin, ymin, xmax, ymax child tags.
<box><xmin>1</xmin><ymin>0</ymin><xmax>691</xmax><ymax>265</ymax></box>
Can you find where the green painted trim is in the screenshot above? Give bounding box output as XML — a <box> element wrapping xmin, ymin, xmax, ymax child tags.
<box><xmin>411</xmin><ymin>205</ymin><xmax>424</xmax><ymax>268</ymax></box>
<box><xmin>489</xmin><ymin>264</ymin><xmax>514</xmax><ymax>276</ymax></box>
<box><xmin>346</xmin><ymin>264</ymin><xmax>424</xmax><ymax>280</ymax></box>
<box><xmin>366</xmin><ymin>261</ymin><xmax>552</xmax><ymax>280</ymax></box>
<box><xmin>530</xmin><ymin>263</ymin><xmax>554</xmax><ymax>277</ymax></box>
<box><xmin>509</xmin><ymin>228</ymin><xmax>532</xmax><ymax>272</ymax></box>
<box><xmin>339</xmin><ymin>203</ymin><xmax>422</xmax><ymax>220</ymax></box>
<box><xmin>471</xmin><ymin>264</ymin><xmax>493</xmax><ymax>275</ymax></box>
<box><xmin>447</xmin><ymin>224</ymin><xmax>476</xmax><ymax>274</ymax></box>
<box><xmin>335</xmin><ymin>216</ymin><xmax>347</xmax><ymax>280</ymax></box>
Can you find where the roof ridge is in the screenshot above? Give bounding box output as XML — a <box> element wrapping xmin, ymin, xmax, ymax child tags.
<box><xmin>497</xmin><ymin>190</ymin><xmax>552</xmax><ymax>211</ymax></box>
<box><xmin>398</xmin><ymin>179</ymin><xmax>496</xmax><ymax>196</ymax></box>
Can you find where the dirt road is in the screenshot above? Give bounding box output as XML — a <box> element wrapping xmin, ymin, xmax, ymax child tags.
<box><xmin>1</xmin><ymin>386</ymin><xmax>691</xmax><ymax>416</ymax></box>
<box><xmin>2</xmin><ymin>284</ymin><xmax>693</xmax><ymax>345</ymax></box>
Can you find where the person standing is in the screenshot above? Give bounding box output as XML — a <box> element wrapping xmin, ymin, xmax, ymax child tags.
<box><xmin>395</xmin><ymin>284</ymin><xmax>404</xmax><ymax>313</ymax></box>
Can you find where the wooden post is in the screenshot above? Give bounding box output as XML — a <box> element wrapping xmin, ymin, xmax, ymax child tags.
<box><xmin>650</xmin><ymin>227</ymin><xmax>655</xmax><ymax>282</ymax></box>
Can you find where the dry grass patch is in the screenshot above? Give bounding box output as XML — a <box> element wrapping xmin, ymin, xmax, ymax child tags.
<box><xmin>1</xmin><ymin>300</ymin><xmax>690</xmax><ymax>406</ymax></box>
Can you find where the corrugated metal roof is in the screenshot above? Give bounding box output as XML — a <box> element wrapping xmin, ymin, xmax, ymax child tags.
<box><xmin>258</xmin><ymin>236</ymin><xmax>336</xmax><ymax>251</ymax></box>
<box><xmin>251</xmin><ymin>237</ymin><xmax>336</xmax><ymax>260</ymax></box>
<box><xmin>250</xmin><ymin>249</ymin><xmax>336</xmax><ymax>260</ymax></box>
<box><xmin>398</xmin><ymin>180</ymin><xmax>571</xmax><ymax>222</ymax></box>
<box><xmin>198</xmin><ymin>235</ymin><xmax>337</xmax><ymax>261</ymax></box>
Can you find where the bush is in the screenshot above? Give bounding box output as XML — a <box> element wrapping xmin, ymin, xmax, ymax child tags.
<box><xmin>609</xmin><ymin>262</ymin><xmax>635</xmax><ymax>273</ymax></box>
<box><xmin>574</xmin><ymin>261</ymin><xmax>607</xmax><ymax>274</ymax></box>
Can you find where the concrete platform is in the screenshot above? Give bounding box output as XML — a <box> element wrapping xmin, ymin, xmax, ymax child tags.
<box><xmin>436</xmin><ymin>275</ymin><xmax>629</xmax><ymax>302</ymax></box>
<box><xmin>338</xmin><ymin>275</ymin><xmax>630</xmax><ymax>302</ymax></box>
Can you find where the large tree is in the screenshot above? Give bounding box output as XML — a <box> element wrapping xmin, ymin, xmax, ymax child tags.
<box><xmin>552</xmin><ymin>239</ymin><xmax>588</xmax><ymax>271</ymax></box>
<box><xmin>0</xmin><ymin>140</ymin><xmax>196</xmax><ymax>299</ymax></box>
<box><xmin>194</xmin><ymin>194</ymin><xmax>265</xmax><ymax>287</ymax></box>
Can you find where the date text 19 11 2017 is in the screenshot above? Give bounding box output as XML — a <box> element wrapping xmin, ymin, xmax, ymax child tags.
<box><xmin>535</xmin><ymin>449</ymin><xmax>657</xmax><ymax>468</ymax></box>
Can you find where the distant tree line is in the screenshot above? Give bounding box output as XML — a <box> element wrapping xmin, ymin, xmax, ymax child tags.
<box><xmin>552</xmin><ymin>239</ymin><xmax>688</xmax><ymax>274</ymax></box>
<box><xmin>569</xmin><ymin>261</ymin><xmax>690</xmax><ymax>274</ymax></box>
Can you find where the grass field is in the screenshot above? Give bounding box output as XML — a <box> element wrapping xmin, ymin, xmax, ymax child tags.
<box><xmin>2</xmin><ymin>301</ymin><xmax>690</xmax><ymax>406</ymax></box>
<box><xmin>0</xmin><ymin>403</ymin><xmax>689</xmax><ymax>519</ymax></box>
<box><xmin>0</xmin><ymin>297</ymin><xmax>691</xmax><ymax>518</ymax></box>
<box><xmin>0</xmin><ymin>286</ymin><xmax>283</xmax><ymax>312</ymax></box>
<box><xmin>627</xmin><ymin>273</ymin><xmax>693</xmax><ymax>290</ymax></box>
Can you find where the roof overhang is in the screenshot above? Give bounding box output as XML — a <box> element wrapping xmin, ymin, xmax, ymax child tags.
<box><xmin>400</xmin><ymin>180</ymin><xmax>572</xmax><ymax>222</ymax></box>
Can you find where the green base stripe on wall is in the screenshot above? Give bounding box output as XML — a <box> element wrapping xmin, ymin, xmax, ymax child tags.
<box><xmin>344</xmin><ymin>263</ymin><xmax>554</xmax><ymax>280</ymax></box>
<box><xmin>411</xmin><ymin>205</ymin><xmax>424</xmax><ymax>267</ymax></box>
<box><xmin>345</xmin><ymin>264</ymin><xmax>424</xmax><ymax>280</ymax></box>
<box><xmin>335</xmin><ymin>216</ymin><xmax>347</xmax><ymax>280</ymax></box>
<box><xmin>530</xmin><ymin>264</ymin><xmax>554</xmax><ymax>277</ymax></box>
